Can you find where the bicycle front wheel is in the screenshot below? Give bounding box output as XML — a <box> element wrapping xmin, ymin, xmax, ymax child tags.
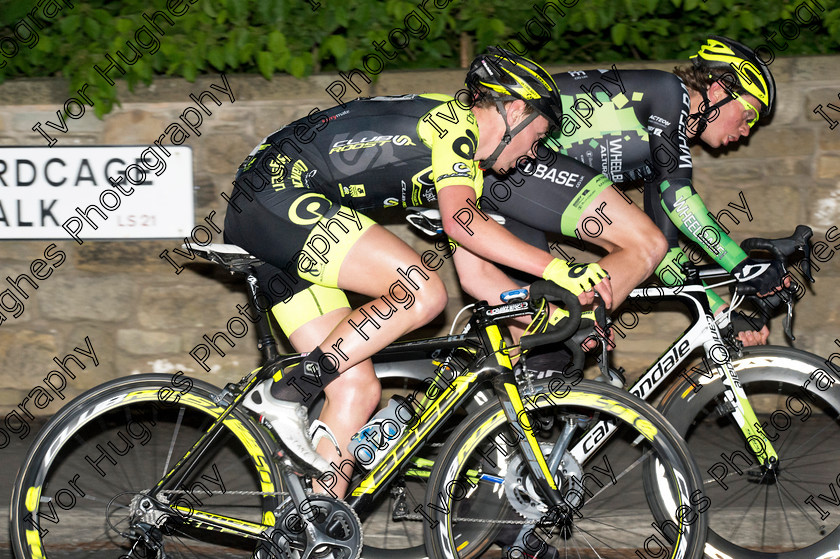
<box><xmin>423</xmin><ymin>380</ymin><xmax>708</xmax><ymax>559</ymax></box>
<box><xmin>10</xmin><ymin>373</ymin><xmax>283</xmax><ymax>559</ymax></box>
<box><xmin>660</xmin><ymin>345</ymin><xmax>840</xmax><ymax>558</ymax></box>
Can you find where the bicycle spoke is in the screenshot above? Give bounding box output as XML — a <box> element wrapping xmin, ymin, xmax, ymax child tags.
<box><xmin>163</xmin><ymin>405</ymin><xmax>186</xmax><ymax>477</ymax></box>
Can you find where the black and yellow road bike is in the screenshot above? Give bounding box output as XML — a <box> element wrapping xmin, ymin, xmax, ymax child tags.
<box><xmin>9</xmin><ymin>243</ymin><xmax>708</xmax><ymax>559</ymax></box>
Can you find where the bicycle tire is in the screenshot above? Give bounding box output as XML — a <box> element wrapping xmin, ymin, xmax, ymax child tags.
<box><xmin>10</xmin><ymin>373</ymin><xmax>284</xmax><ymax>559</ymax></box>
<box><xmin>659</xmin><ymin>345</ymin><xmax>840</xmax><ymax>558</ymax></box>
<box><xmin>423</xmin><ymin>379</ymin><xmax>708</xmax><ymax>559</ymax></box>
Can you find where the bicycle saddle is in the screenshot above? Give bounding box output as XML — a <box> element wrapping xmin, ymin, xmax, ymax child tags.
<box><xmin>186</xmin><ymin>243</ymin><xmax>264</xmax><ymax>273</ymax></box>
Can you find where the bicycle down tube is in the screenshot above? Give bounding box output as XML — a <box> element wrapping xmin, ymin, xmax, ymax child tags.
<box><xmin>568</xmin><ymin>280</ymin><xmax>779</xmax><ymax>468</ymax></box>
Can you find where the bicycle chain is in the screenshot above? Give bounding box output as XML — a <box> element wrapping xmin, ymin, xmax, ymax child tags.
<box><xmin>161</xmin><ymin>491</ymin><xmax>535</xmax><ymax>525</ymax></box>
<box><xmin>161</xmin><ymin>490</ymin><xmax>291</xmax><ymax>497</ymax></box>
<box><xmin>396</xmin><ymin>513</ymin><xmax>533</xmax><ymax>524</ymax></box>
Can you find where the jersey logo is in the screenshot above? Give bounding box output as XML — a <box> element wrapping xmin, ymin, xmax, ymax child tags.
<box><xmin>329</xmin><ymin>135</ymin><xmax>416</xmax><ymax>154</ymax></box>
<box><xmin>532</xmin><ymin>163</ymin><xmax>582</xmax><ymax>188</ymax></box>
<box><xmin>339</xmin><ymin>183</ymin><xmax>366</xmax><ymax>197</ymax></box>
<box><xmin>288</xmin><ymin>193</ymin><xmax>331</xmax><ymax>225</ymax></box>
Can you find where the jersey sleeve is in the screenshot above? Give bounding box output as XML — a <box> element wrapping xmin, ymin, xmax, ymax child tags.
<box><xmin>646</xmin><ymin>73</ymin><xmax>748</xmax><ymax>272</ymax></box>
<box><xmin>417</xmin><ymin>100</ymin><xmax>484</xmax><ymax>194</ymax></box>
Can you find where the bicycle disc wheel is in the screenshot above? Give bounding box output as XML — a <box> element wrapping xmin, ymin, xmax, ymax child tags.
<box><xmin>660</xmin><ymin>346</ymin><xmax>840</xmax><ymax>558</ymax></box>
<box><xmin>10</xmin><ymin>374</ymin><xmax>284</xmax><ymax>559</ymax></box>
<box><xmin>423</xmin><ymin>380</ymin><xmax>707</xmax><ymax>559</ymax></box>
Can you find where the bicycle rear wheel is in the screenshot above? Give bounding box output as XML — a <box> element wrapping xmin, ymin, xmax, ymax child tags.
<box><xmin>660</xmin><ymin>346</ymin><xmax>840</xmax><ymax>558</ymax></box>
<box><xmin>10</xmin><ymin>374</ymin><xmax>283</xmax><ymax>559</ymax></box>
<box><xmin>423</xmin><ymin>380</ymin><xmax>707</xmax><ymax>559</ymax></box>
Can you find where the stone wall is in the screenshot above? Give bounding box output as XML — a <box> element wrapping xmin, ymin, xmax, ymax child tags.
<box><xmin>1</xmin><ymin>54</ymin><xmax>839</xmax><ymax>425</ymax></box>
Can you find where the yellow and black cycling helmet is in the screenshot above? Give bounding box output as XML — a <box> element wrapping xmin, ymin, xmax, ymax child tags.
<box><xmin>466</xmin><ymin>48</ymin><xmax>562</xmax><ymax>168</ymax></box>
<box><xmin>691</xmin><ymin>35</ymin><xmax>775</xmax><ymax>117</ymax></box>
<box><xmin>467</xmin><ymin>47</ymin><xmax>563</xmax><ymax>129</ymax></box>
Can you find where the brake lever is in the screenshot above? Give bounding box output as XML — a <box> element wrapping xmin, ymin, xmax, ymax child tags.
<box><xmin>780</xmin><ymin>289</ymin><xmax>795</xmax><ymax>341</ymax></box>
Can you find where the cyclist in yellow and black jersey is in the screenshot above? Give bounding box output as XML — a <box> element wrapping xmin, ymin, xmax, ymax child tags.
<box><xmin>223</xmin><ymin>49</ymin><xmax>612</xmax><ymax>493</ymax></box>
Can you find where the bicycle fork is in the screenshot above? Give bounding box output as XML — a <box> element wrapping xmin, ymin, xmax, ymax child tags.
<box><xmin>703</xmin><ymin>337</ymin><xmax>780</xmax><ymax>469</ymax></box>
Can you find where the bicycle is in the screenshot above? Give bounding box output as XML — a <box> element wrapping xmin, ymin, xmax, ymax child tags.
<box><xmin>9</xmin><ymin>243</ymin><xmax>708</xmax><ymax>559</ymax></box>
<box><xmin>412</xmin><ymin>215</ymin><xmax>840</xmax><ymax>559</ymax></box>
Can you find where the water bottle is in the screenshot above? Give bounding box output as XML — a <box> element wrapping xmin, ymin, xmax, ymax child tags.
<box><xmin>347</xmin><ymin>396</ymin><xmax>415</xmax><ymax>471</ymax></box>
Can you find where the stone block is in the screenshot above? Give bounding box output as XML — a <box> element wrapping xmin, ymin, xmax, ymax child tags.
<box><xmin>818</xmin><ymin>155</ymin><xmax>840</xmax><ymax>179</ymax></box>
<box><xmin>38</xmin><ymin>275</ymin><xmax>134</xmax><ymax>322</ymax></box>
<box><xmin>117</xmin><ymin>329</ymin><xmax>182</xmax><ymax>355</ymax></box>
<box><xmin>0</xmin><ymin>78</ymin><xmax>71</xmax><ymax>105</ymax></box>
<box><xmin>819</xmin><ymin>128</ymin><xmax>840</xmax><ymax>151</ymax></box>
<box><xmin>738</xmin><ymin>128</ymin><xmax>816</xmax><ymax>158</ymax></box>
<box><xmin>692</xmin><ymin>158</ymin><xmax>768</xmax><ymax>185</ymax></box>
<box><xmin>102</xmin><ymin>109</ymin><xmax>169</xmax><ymax>145</ymax></box>
<box><xmin>75</xmin><ymin>240</ymin><xmax>180</xmax><ymax>273</ymax></box>
<box><xmin>792</xmin><ymin>55</ymin><xmax>840</xmax><ymax>85</ymax></box>
<box><xmin>199</xmin><ymin>133</ymin><xmax>252</xmax><ymax>174</ymax></box>
<box><xmin>704</xmin><ymin>183</ymin><xmax>803</xmax><ymax>233</ymax></box>
<box><xmin>373</xmin><ymin>69</ymin><xmax>466</xmax><ymax>97</ymax></box>
<box><xmin>137</xmin><ymin>283</ymin><xmax>242</xmax><ymax>330</ymax></box>
<box><xmin>805</xmin><ymin>87</ymin><xmax>840</xmax><ymax>123</ymax></box>
<box><xmin>14</xmin><ymin>111</ymin><xmax>104</xmax><ymax>134</ymax></box>
<box><xmin>0</xmin><ymin>240</ymin><xmax>72</xmax><ymax>266</ymax></box>
<box><xmin>0</xmin><ymin>330</ymin><xmax>59</xmax><ymax>391</ymax></box>
<box><xmin>808</xmin><ymin>186</ymin><xmax>840</xmax><ymax>230</ymax></box>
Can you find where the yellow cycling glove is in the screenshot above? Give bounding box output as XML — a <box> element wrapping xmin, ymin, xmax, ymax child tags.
<box><xmin>542</xmin><ymin>258</ymin><xmax>608</xmax><ymax>296</ymax></box>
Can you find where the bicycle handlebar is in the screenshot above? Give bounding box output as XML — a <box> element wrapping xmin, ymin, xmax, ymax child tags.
<box><xmin>740</xmin><ymin>224</ymin><xmax>815</xmax><ymax>285</ymax></box>
<box><xmin>736</xmin><ymin>225</ymin><xmax>815</xmax><ymax>340</ymax></box>
<box><xmin>519</xmin><ymin>281</ymin><xmax>582</xmax><ymax>351</ymax></box>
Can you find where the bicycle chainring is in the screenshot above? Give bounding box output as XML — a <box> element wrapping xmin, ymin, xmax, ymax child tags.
<box><xmin>504</xmin><ymin>444</ymin><xmax>583</xmax><ymax>520</ymax></box>
<box><xmin>270</xmin><ymin>495</ymin><xmax>363</xmax><ymax>559</ymax></box>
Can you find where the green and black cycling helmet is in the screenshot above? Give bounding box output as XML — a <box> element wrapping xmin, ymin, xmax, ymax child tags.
<box><xmin>689</xmin><ymin>36</ymin><xmax>776</xmax><ymax>131</ymax></box>
<box><xmin>466</xmin><ymin>47</ymin><xmax>563</xmax><ymax>169</ymax></box>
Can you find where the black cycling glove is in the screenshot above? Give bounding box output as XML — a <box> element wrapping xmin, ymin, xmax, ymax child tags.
<box><xmin>731</xmin><ymin>258</ymin><xmax>786</xmax><ymax>295</ymax></box>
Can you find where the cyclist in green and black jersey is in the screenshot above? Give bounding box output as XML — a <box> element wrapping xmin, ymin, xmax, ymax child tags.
<box><xmin>462</xmin><ymin>36</ymin><xmax>784</xmax><ymax>347</ymax></box>
<box><xmin>223</xmin><ymin>49</ymin><xmax>611</xmax><ymax>488</ymax></box>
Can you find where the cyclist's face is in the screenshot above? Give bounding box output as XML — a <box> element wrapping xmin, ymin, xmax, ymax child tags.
<box><xmin>702</xmin><ymin>92</ymin><xmax>760</xmax><ymax>148</ymax></box>
<box><xmin>492</xmin><ymin>112</ymin><xmax>549</xmax><ymax>173</ymax></box>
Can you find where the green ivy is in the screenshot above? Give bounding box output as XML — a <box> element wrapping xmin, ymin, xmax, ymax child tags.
<box><xmin>0</xmin><ymin>0</ymin><xmax>837</xmax><ymax>117</ymax></box>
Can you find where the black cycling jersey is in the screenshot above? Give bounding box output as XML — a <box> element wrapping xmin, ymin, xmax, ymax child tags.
<box><xmin>223</xmin><ymin>94</ymin><xmax>483</xmax><ymax>323</ymax></box>
<box><xmin>486</xmin><ymin>69</ymin><xmax>748</xmax><ymax>311</ymax></box>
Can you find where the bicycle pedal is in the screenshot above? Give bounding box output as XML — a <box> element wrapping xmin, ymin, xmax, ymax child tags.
<box><xmin>392</xmin><ymin>488</ymin><xmax>409</xmax><ymax>520</ymax></box>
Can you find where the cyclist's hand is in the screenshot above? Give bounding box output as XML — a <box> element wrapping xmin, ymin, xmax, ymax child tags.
<box><xmin>737</xmin><ymin>325</ymin><xmax>770</xmax><ymax>346</ymax></box>
<box><xmin>718</xmin><ymin>306</ymin><xmax>771</xmax><ymax>346</ymax></box>
<box><xmin>732</xmin><ymin>258</ymin><xmax>789</xmax><ymax>297</ymax></box>
<box><xmin>542</xmin><ymin>259</ymin><xmax>613</xmax><ymax>309</ymax></box>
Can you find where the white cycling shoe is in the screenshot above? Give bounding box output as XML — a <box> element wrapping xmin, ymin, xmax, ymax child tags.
<box><xmin>244</xmin><ymin>379</ymin><xmax>332</xmax><ymax>474</ymax></box>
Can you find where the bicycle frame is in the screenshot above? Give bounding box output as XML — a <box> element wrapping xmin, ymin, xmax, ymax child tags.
<box><xmin>570</xmin><ymin>272</ymin><xmax>779</xmax><ymax>468</ymax></box>
<box><xmin>138</xmin><ymin>299</ymin><xmax>571</xmax><ymax>541</ymax></box>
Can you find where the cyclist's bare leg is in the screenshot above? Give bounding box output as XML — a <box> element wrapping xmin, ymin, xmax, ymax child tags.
<box><xmin>289</xmin><ymin>310</ymin><xmax>381</xmax><ymax>497</ymax></box>
<box><xmin>580</xmin><ymin>186</ymin><xmax>667</xmax><ymax>309</ymax></box>
<box><xmin>289</xmin><ymin>224</ymin><xmax>446</xmax><ymax>491</ymax></box>
<box><xmin>321</xmin><ymin>224</ymin><xmax>448</xmax><ymax>363</ymax></box>
<box><xmin>503</xmin><ymin>186</ymin><xmax>667</xmax><ymax>345</ymax></box>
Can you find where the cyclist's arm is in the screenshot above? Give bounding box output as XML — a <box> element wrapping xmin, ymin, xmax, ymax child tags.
<box><xmin>438</xmin><ymin>185</ymin><xmax>612</xmax><ymax>309</ymax></box>
<box><xmin>451</xmin><ymin>239</ymin><xmax>524</xmax><ymax>303</ymax></box>
<box><xmin>438</xmin><ymin>184</ymin><xmax>551</xmax><ymax>276</ymax></box>
<box><xmin>422</xmin><ymin>99</ymin><xmax>610</xmax><ymax>307</ymax></box>
<box><xmin>658</xmin><ymin>179</ymin><xmax>748</xmax><ymax>272</ymax></box>
<box><xmin>644</xmin><ymin>74</ymin><xmax>749</xmax><ymax>273</ymax></box>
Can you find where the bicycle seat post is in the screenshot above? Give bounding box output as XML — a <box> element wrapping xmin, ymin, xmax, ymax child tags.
<box><xmin>245</xmin><ymin>267</ymin><xmax>280</xmax><ymax>364</ymax></box>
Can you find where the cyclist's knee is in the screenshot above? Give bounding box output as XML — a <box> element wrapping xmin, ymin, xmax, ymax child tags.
<box><xmin>646</xmin><ymin>230</ymin><xmax>669</xmax><ymax>273</ymax></box>
<box><xmin>406</xmin><ymin>272</ymin><xmax>447</xmax><ymax>325</ymax></box>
